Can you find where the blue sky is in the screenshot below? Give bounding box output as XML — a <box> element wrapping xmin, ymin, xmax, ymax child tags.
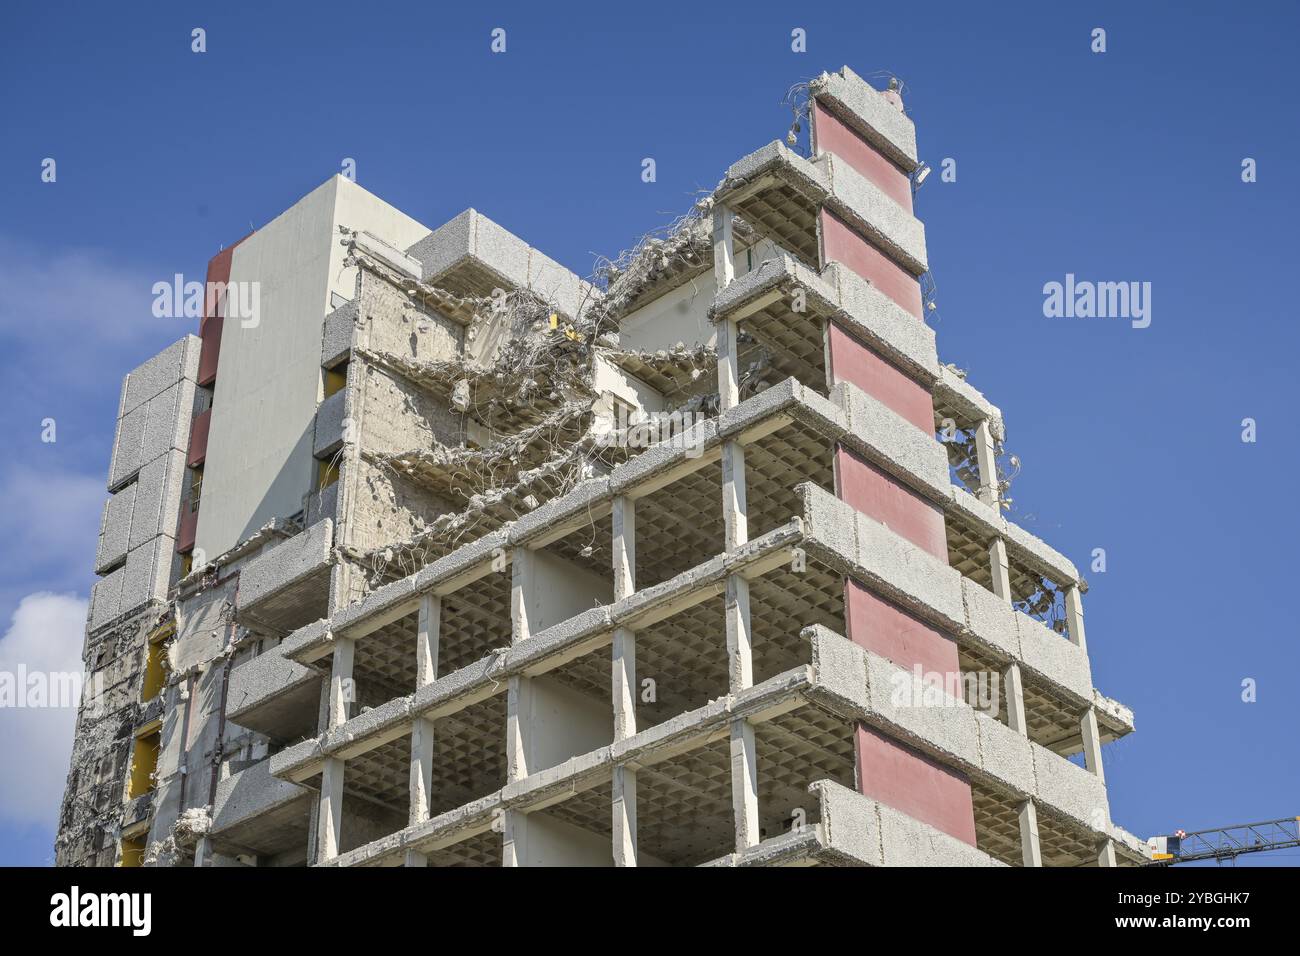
<box><xmin>1</xmin><ymin>1</ymin><xmax>1297</xmax><ymax>866</ymax></box>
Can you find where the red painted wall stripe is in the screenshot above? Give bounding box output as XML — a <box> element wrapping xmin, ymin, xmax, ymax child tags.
<box><xmin>812</xmin><ymin>101</ymin><xmax>912</xmax><ymax>212</ymax></box>
<box><xmin>187</xmin><ymin>408</ymin><xmax>211</xmax><ymax>468</ymax></box>
<box><xmin>826</xmin><ymin>322</ymin><xmax>935</xmax><ymax>433</ymax></box>
<box><xmin>855</xmin><ymin>725</ymin><xmax>978</xmax><ymax>846</ymax></box>
<box><xmin>815</xmin><ymin>134</ymin><xmax>979</xmax><ymax>847</ymax></box>
<box><xmin>820</xmin><ymin>209</ymin><xmax>923</xmax><ymax>318</ymax></box>
<box><xmin>845</xmin><ymin>579</ymin><xmax>960</xmax><ymax>679</ymax></box>
<box><xmin>836</xmin><ymin>449</ymin><xmax>947</xmax><ymax>561</ymax></box>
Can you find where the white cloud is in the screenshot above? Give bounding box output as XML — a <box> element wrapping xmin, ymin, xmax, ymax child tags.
<box><xmin>0</xmin><ymin>236</ymin><xmax>167</xmax><ymax>349</ymax></box>
<box><xmin>0</xmin><ymin>235</ymin><xmax>193</xmax><ymax>411</ymax></box>
<box><xmin>0</xmin><ymin>592</ymin><xmax>88</xmax><ymax>828</ymax></box>
<box><xmin>0</xmin><ymin>467</ymin><xmax>103</xmax><ymax>620</ymax></box>
<box><xmin>0</xmin><ymin>467</ymin><xmax>102</xmax><ymax>574</ymax></box>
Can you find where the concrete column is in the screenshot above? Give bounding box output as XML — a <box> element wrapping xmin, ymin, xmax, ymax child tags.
<box><xmin>725</xmin><ymin>575</ymin><xmax>753</xmax><ymax>692</ymax></box>
<box><xmin>1065</xmin><ymin>585</ymin><xmax>1088</xmax><ymax>654</ymax></box>
<box><xmin>409</xmin><ymin>713</ymin><xmax>436</xmax><ymax>820</ymax></box>
<box><xmin>327</xmin><ymin>634</ymin><xmax>355</xmax><ymax>729</ymax></box>
<box><xmin>725</xmin><ymin>567</ymin><xmax>758</xmax><ymax>851</ymax></box>
<box><xmin>503</xmin><ymin>550</ymin><xmax>534</xmax><ymax>867</ymax></box>
<box><xmin>612</xmin><ymin>627</ymin><xmax>637</xmax><ymax>741</ymax></box>
<box><xmin>1004</xmin><ymin>662</ymin><xmax>1042</xmax><ymax>866</ymax></box>
<box><xmin>1018</xmin><ymin>800</ymin><xmax>1043</xmax><ymax>868</ymax></box>
<box><xmin>722</xmin><ymin>440</ymin><xmax>748</xmax><ymax>551</ymax></box>
<box><xmin>408</xmin><ymin>717</ymin><xmax>435</xmax><ymax>824</ymax></box>
<box><xmin>611</xmin><ymin>625</ymin><xmax>638</xmax><ymax>866</ymax></box>
<box><xmin>717</xmin><ymin>317</ymin><xmax>741</xmax><ymax>412</ymax></box>
<box><xmin>316</xmin><ymin>756</ymin><xmax>345</xmax><ymax>862</ymax></box>
<box><xmin>506</xmin><ymin>676</ymin><xmax>530</xmax><ymax>783</ymax></box>
<box><xmin>1003</xmin><ymin>662</ymin><xmax>1027</xmax><ymax>737</ymax></box>
<box><xmin>502</xmin><ymin>810</ymin><xmax>528</xmax><ymax>868</ymax></box>
<box><xmin>612</xmin><ymin>766</ymin><xmax>637</xmax><ymax>867</ymax></box>
<box><xmin>415</xmin><ymin>592</ymin><xmax>441</xmax><ymax>688</ymax></box>
<box><xmin>731</xmin><ymin>719</ymin><xmax>760</xmax><ymax>850</ymax></box>
<box><xmin>1080</xmin><ymin>706</ymin><xmax>1106</xmax><ymax>783</ymax></box>
<box><xmin>612</xmin><ymin>495</ymin><xmax>635</xmax><ymax>601</ymax></box>
<box><xmin>405</xmin><ymin>713</ymin><xmax>434</xmax><ymax>867</ymax></box>
<box><xmin>611</xmin><ymin>494</ymin><xmax>639</xmax><ymax>863</ymax></box>
<box><xmin>407</xmin><ymin>591</ymin><xmax>440</xmax><ymax>865</ymax></box>
<box><xmin>510</xmin><ymin>548</ymin><xmax>535</xmax><ymax>643</ymax></box>
<box><xmin>714</xmin><ymin>205</ymin><xmax>740</xmax><ymax>414</ymax></box>
<box><xmin>316</xmin><ymin>633</ymin><xmax>354</xmax><ymax>864</ymax></box>
<box><xmin>713</xmin><ymin>205</ymin><xmax>735</xmax><ymax>289</ymax></box>
<box><xmin>989</xmin><ymin>537</ymin><xmax>1012</xmax><ymax>604</ymax></box>
<box><xmin>1097</xmin><ymin>840</ymin><xmax>1118</xmax><ymax>867</ymax></box>
<box><xmin>974</xmin><ymin>418</ymin><xmax>998</xmax><ymax>507</ymax></box>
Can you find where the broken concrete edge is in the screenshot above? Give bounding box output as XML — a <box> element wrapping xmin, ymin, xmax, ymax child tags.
<box><xmin>321</xmin><ymin>298</ymin><xmax>359</xmax><ymax>369</ymax></box>
<box><xmin>237</xmin><ymin>518</ymin><xmax>335</xmax><ymax>611</ymax></box>
<box><xmin>934</xmin><ymin>363</ymin><xmax>1005</xmax><ymax>441</ymax></box>
<box><xmin>1110</xmin><ymin>822</ymin><xmax>1155</xmax><ymax>862</ymax></box>
<box><xmin>348</xmin><ymin>229</ymin><xmax>422</xmax><ymax>280</ymax></box>
<box><xmin>710</xmin><ymin>251</ymin><xmax>939</xmax><ymax>386</ymax></box>
<box><xmin>268</xmin><ymin>378</ymin><xmax>819</xmax><ymax>660</ymax></box>
<box><xmin>702</xmin><ymin>822</ymin><xmax>827</xmax><ymax>867</ymax></box>
<box><xmin>821</xmin><ymin>781</ymin><xmax>1004</xmax><ymax>867</ymax></box>
<box><xmin>945</xmin><ymin>485</ymin><xmax>1081</xmax><ymax>588</ymax></box>
<box><xmin>225</xmin><ymin>645</ymin><xmax>319</xmax><ymax>726</ymax></box>
<box><xmin>177</xmin><ymin>518</ymin><xmax>298</xmax><ymax>594</ymax></box>
<box><xmin>404</xmin><ymin>208</ymin><xmax>601</xmax><ymax>322</ymax></box>
<box><xmin>355</xmin><ymin>313</ymin><xmax>1067</xmax><ymax>593</ymax></box>
<box><xmin>210</xmin><ymin>756</ymin><xmax>309</xmax><ymax>836</ymax></box>
<box><xmin>718</xmin><ymin>140</ymin><xmax>928</xmax><ymax>275</ymax></box>
<box><xmin>810</xmin><ymin>66</ymin><xmax>920</xmax><ymax>172</ymax></box>
<box><xmin>312</xmin><ymin>387</ymin><xmax>348</xmax><ymax>459</ymax></box>
<box><xmin>1094</xmin><ymin>688</ymin><xmax>1136</xmax><ymax>737</ymax></box>
<box><xmin>702</xmin><ymin>781</ymin><xmax>1006</xmax><ymax>868</ymax></box>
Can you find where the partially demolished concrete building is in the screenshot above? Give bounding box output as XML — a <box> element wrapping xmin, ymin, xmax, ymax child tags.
<box><xmin>58</xmin><ymin>67</ymin><xmax>1149</xmax><ymax>867</ymax></box>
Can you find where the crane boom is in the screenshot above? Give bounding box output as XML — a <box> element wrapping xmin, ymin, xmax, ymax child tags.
<box><xmin>1148</xmin><ymin>816</ymin><xmax>1300</xmax><ymax>865</ymax></box>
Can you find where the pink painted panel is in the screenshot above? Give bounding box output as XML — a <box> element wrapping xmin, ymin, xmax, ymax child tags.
<box><xmin>855</xmin><ymin>724</ymin><xmax>978</xmax><ymax>846</ymax></box>
<box><xmin>187</xmin><ymin>408</ymin><xmax>211</xmax><ymax>468</ymax></box>
<box><xmin>836</xmin><ymin>449</ymin><xmax>947</xmax><ymax>561</ymax></box>
<box><xmin>826</xmin><ymin>322</ymin><xmax>934</xmax><ymax>432</ymax></box>
<box><xmin>177</xmin><ymin>504</ymin><xmax>198</xmax><ymax>554</ymax></box>
<box><xmin>844</xmin><ymin>579</ymin><xmax>959</xmax><ymax>679</ymax></box>
<box><xmin>812</xmin><ymin>101</ymin><xmax>912</xmax><ymax>211</ymax></box>
<box><xmin>820</xmin><ymin>209</ymin><xmax>923</xmax><ymax>318</ymax></box>
<box><xmin>197</xmin><ymin>315</ymin><xmax>223</xmax><ymax>388</ymax></box>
